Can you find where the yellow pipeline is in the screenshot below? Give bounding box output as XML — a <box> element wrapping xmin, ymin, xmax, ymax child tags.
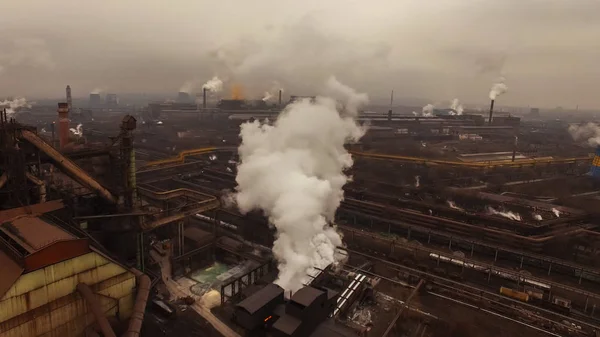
<box><xmin>142</xmin><ymin>146</ymin><xmax>591</xmax><ymax>170</ymax></box>
<box><xmin>142</xmin><ymin>147</ymin><xmax>217</xmax><ymax>168</ymax></box>
<box><xmin>349</xmin><ymin>150</ymin><xmax>591</xmax><ymax>169</ymax></box>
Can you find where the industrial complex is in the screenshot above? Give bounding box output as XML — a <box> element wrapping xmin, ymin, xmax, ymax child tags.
<box><xmin>1</xmin><ymin>82</ymin><xmax>600</xmax><ymax>337</ymax></box>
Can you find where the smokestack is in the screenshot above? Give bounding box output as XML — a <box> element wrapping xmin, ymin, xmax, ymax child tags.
<box><xmin>488</xmin><ymin>99</ymin><xmax>495</xmax><ymax>124</ymax></box>
<box><xmin>278</xmin><ymin>89</ymin><xmax>282</xmax><ymax>107</ymax></box>
<box><xmin>66</xmin><ymin>85</ymin><xmax>72</xmax><ymax>113</ymax></box>
<box><xmin>388</xmin><ymin>109</ymin><xmax>392</xmax><ymax>121</ymax></box>
<box><xmin>57</xmin><ymin>103</ymin><xmax>70</xmax><ymax>149</ymax></box>
<box><xmin>203</xmin><ymin>87</ymin><xmax>207</xmax><ymax>109</ymax></box>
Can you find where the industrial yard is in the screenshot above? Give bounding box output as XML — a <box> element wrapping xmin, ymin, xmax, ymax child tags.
<box><xmin>1</xmin><ymin>81</ymin><xmax>600</xmax><ymax>337</ymax></box>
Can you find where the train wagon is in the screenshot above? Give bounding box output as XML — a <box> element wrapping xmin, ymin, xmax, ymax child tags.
<box><xmin>499</xmin><ymin>286</ymin><xmax>529</xmax><ymax>302</ymax></box>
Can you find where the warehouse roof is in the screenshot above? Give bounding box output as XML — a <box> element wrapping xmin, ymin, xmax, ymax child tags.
<box><xmin>236</xmin><ymin>283</ymin><xmax>284</xmax><ymax>314</ymax></box>
<box><xmin>1</xmin><ymin>216</ymin><xmax>75</xmax><ymax>253</ymax></box>
<box><xmin>272</xmin><ymin>314</ymin><xmax>302</xmax><ymax>336</ymax></box>
<box><xmin>290</xmin><ymin>286</ymin><xmax>325</xmax><ymax>308</ymax></box>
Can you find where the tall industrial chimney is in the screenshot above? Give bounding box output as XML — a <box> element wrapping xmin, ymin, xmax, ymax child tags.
<box><xmin>488</xmin><ymin>99</ymin><xmax>495</xmax><ymax>124</ymax></box>
<box><xmin>66</xmin><ymin>85</ymin><xmax>72</xmax><ymax>113</ymax></box>
<box><xmin>203</xmin><ymin>87</ymin><xmax>207</xmax><ymax>109</ymax></box>
<box><xmin>278</xmin><ymin>89</ymin><xmax>282</xmax><ymax>107</ymax></box>
<box><xmin>57</xmin><ymin>103</ymin><xmax>70</xmax><ymax>149</ymax></box>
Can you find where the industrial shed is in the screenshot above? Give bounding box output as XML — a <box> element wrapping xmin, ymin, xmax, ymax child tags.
<box><xmin>234</xmin><ymin>283</ymin><xmax>284</xmax><ymax>330</ymax></box>
<box><xmin>0</xmin><ymin>203</ymin><xmax>143</xmax><ymax>337</ymax></box>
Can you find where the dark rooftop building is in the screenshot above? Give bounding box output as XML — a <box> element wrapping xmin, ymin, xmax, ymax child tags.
<box><xmin>234</xmin><ymin>283</ymin><xmax>285</xmax><ymax>330</ymax></box>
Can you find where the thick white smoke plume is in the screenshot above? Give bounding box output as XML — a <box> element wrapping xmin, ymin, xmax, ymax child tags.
<box><xmin>450</xmin><ymin>98</ymin><xmax>464</xmax><ymax>115</ymax></box>
<box><xmin>262</xmin><ymin>81</ymin><xmax>284</xmax><ymax>102</ymax></box>
<box><xmin>0</xmin><ymin>97</ymin><xmax>31</xmax><ymax>117</ymax></box>
<box><xmin>568</xmin><ymin>123</ymin><xmax>600</xmax><ymax>147</ymax></box>
<box><xmin>262</xmin><ymin>92</ymin><xmax>273</xmax><ymax>102</ymax></box>
<box><xmin>489</xmin><ymin>77</ymin><xmax>508</xmax><ymax>100</ymax></box>
<box><xmin>421</xmin><ymin>104</ymin><xmax>434</xmax><ymax>117</ymax></box>
<box><xmin>487</xmin><ymin>206</ymin><xmax>521</xmax><ymax>221</ymax></box>
<box><xmin>533</xmin><ymin>214</ymin><xmax>543</xmax><ymax>221</ymax></box>
<box><xmin>234</xmin><ymin>76</ymin><xmax>367</xmax><ymax>293</ymax></box>
<box><xmin>69</xmin><ymin>123</ymin><xmax>83</xmax><ymax>137</ymax></box>
<box><xmin>414</xmin><ymin>176</ymin><xmax>420</xmax><ymax>188</ymax></box>
<box><xmin>203</xmin><ymin>76</ymin><xmax>224</xmax><ymax>93</ymax></box>
<box><xmin>551</xmin><ymin>208</ymin><xmax>561</xmax><ymax>218</ymax></box>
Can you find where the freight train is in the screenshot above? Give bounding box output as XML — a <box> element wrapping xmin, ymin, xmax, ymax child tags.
<box><xmin>499</xmin><ymin>286</ymin><xmax>572</xmax><ymax>315</ymax></box>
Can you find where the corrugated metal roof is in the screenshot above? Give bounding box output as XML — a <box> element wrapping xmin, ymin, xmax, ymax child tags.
<box><xmin>0</xmin><ymin>250</ymin><xmax>23</xmax><ymax>298</ymax></box>
<box><xmin>290</xmin><ymin>286</ymin><xmax>324</xmax><ymax>308</ymax></box>
<box><xmin>236</xmin><ymin>283</ymin><xmax>283</xmax><ymax>314</ymax></box>
<box><xmin>0</xmin><ymin>216</ymin><xmax>75</xmax><ymax>254</ymax></box>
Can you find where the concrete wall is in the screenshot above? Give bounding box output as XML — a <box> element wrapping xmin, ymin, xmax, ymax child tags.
<box><xmin>0</xmin><ymin>251</ymin><xmax>136</xmax><ymax>337</ymax></box>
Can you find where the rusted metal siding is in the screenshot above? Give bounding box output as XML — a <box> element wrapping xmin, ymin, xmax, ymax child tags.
<box><xmin>0</xmin><ymin>251</ymin><xmax>136</xmax><ymax>336</ymax></box>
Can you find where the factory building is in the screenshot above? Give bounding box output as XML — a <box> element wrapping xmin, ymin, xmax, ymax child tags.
<box><xmin>106</xmin><ymin>94</ymin><xmax>119</xmax><ymax>107</ymax></box>
<box><xmin>0</xmin><ymin>203</ymin><xmax>142</xmax><ymax>337</ymax></box>
<box><xmin>89</xmin><ymin>94</ymin><xmax>102</xmax><ymax>107</ymax></box>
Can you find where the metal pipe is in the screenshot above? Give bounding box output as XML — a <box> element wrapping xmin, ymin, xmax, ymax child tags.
<box><xmin>25</xmin><ymin>172</ymin><xmax>46</xmax><ymax>203</ymax></box>
<box><xmin>20</xmin><ymin>130</ymin><xmax>117</xmax><ymax>203</ymax></box>
<box><xmin>488</xmin><ymin>99</ymin><xmax>495</xmax><ymax>124</ymax></box>
<box><xmin>77</xmin><ymin>283</ymin><xmax>117</xmax><ymax>337</ymax></box>
<box><xmin>123</xmin><ymin>269</ymin><xmax>151</xmax><ymax>337</ymax></box>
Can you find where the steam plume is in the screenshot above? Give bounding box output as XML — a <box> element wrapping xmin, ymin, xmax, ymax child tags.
<box><xmin>551</xmin><ymin>208</ymin><xmax>561</xmax><ymax>218</ymax></box>
<box><xmin>414</xmin><ymin>176</ymin><xmax>420</xmax><ymax>188</ymax></box>
<box><xmin>234</xmin><ymin>76</ymin><xmax>367</xmax><ymax>293</ymax></box>
<box><xmin>487</xmin><ymin>206</ymin><xmax>521</xmax><ymax>221</ymax></box>
<box><xmin>203</xmin><ymin>76</ymin><xmax>224</xmax><ymax>93</ymax></box>
<box><xmin>69</xmin><ymin>123</ymin><xmax>83</xmax><ymax>137</ymax></box>
<box><xmin>489</xmin><ymin>77</ymin><xmax>508</xmax><ymax>100</ymax></box>
<box><xmin>450</xmin><ymin>98</ymin><xmax>464</xmax><ymax>115</ymax></box>
<box><xmin>0</xmin><ymin>97</ymin><xmax>31</xmax><ymax>117</ymax></box>
<box><xmin>568</xmin><ymin>123</ymin><xmax>600</xmax><ymax>146</ymax></box>
<box><xmin>533</xmin><ymin>214</ymin><xmax>543</xmax><ymax>221</ymax></box>
<box><xmin>90</xmin><ymin>87</ymin><xmax>104</xmax><ymax>94</ymax></box>
<box><xmin>421</xmin><ymin>104</ymin><xmax>434</xmax><ymax>117</ymax></box>
<box><xmin>262</xmin><ymin>92</ymin><xmax>273</xmax><ymax>102</ymax></box>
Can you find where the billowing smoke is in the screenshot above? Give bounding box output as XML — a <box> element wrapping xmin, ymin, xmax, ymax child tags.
<box><xmin>568</xmin><ymin>123</ymin><xmax>600</xmax><ymax>146</ymax></box>
<box><xmin>487</xmin><ymin>206</ymin><xmax>521</xmax><ymax>221</ymax></box>
<box><xmin>447</xmin><ymin>201</ymin><xmax>464</xmax><ymax>212</ymax></box>
<box><xmin>233</xmin><ymin>76</ymin><xmax>367</xmax><ymax>293</ymax></box>
<box><xmin>203</xmin><ymin>76</ymin><xmax>224</xmax><ymax>93</ymax></box>
<box><xmin>489</xmin><ymin>77</ymin><xmax>508</xmax><ymax>100</ymax></box>
<box><xmin>533</xmin><ymin>214</ymin><xmax>543</xmax><ymax>221</ymax></box>
<box><xmin>414</xmin><ymin>176</ymin><xmax>420</xmax><ymax>188</ymax></box>
<box><xmin>450</xmin><ymin>98</ymin><xmax>464</xmax><ymax>115</ymax></box>
<box><xmin>421</xmin><ymin>104</ymin><xmax>434</xmax><ymax>117</ymax></box>
<box><xmin>262</xmin><ymin>92</ymin><xmax>273</xmax><ymax>102</ymax></box>
<box><xmin>0</xmin><ymin>97</ymin><xmax>31</xmax><ymax>117</ymax></box>
<box><xmin>69</xmin><ymin>123</ymin><xmax>83</xmax><ymax>137</ymax></box>
<box><xmin>551</xmin><ymin>208</ymin><xmax>561</xmax><ymax>218</ymax></box>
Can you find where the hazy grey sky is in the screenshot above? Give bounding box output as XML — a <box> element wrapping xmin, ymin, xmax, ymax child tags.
<box><xmin>1</xmin><ymin>0</ymin><xmax>599</xmax><ymax>108</ymax></box>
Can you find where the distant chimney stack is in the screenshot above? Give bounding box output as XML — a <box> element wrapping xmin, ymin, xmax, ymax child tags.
<box><xmin>203</xmin><ymin>87</ymin><xmax>207</xmax><ymax>109</ymax></box>
<box><xmin>488</xmin><ymin>99</ymin><xmax>495</xmax><ymax>124</ymax></box>
<box><xmin>278</xmin><ymin>89</ymin><xmax>282</xmax><ymax>107</ymax></box>
<box><xmin>57</xmin><ymin>103</ymin><xmax>70</xmax><ymax>149</ymax></box>
<box><xmin>66</xmin><ymin>85</ymin><xmax>72</xmax><ymax>113</ymax></box>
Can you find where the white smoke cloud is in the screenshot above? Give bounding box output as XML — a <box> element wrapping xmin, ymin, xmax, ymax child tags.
<box><xmin>0</xmin><ymin>97</ymin><xmax>32</xmax><ymax>117</ymax></box>
<box><xmin>568</xmin><ymin>122</ymin><xmax>600</xmax><ymax>147</ymax></box>
<box><xmin>234</xmin><ymin>76</ymin><xmax>366</xmax><ymax>293</ymax></box>
<box><xmin>489</xmin><ymin>77</ymin><xmax>508</xmax><ymax>100</ymax></box>
<box><xmin>262</xmin><ymin>81</ymin><xmax>284</xmax><ymax>102</ymax></box>
<box><xmin>69</xmin><ymin>123</ymin><xmax>83</xmax><ymax>137</ymax></box>
<box><xmin>551</xmin><ymin>208</ymin><xmax>561</xmax><ymax>218</ymax></box>
<box><xmin>90</xmin><ymin>87</ymin><xmax>105</xmax><ymax>94</ymax></box>
<box><xmin>203</xmin><ymin>76</ymin><xmax>224</xmax><ymax>93</ymax></box>
<box><xmin>487</xmin><ymin>206</ymin><xmax>521</xmax><ymax>221</ymax></box>
<box><xmin>262</xmin><ymin>91</ymin><xmax>273</xmax><ymax>102</ymax></box>
<box><xmin>533</xmin><ymin>214</ymin><xmax>543</xmax><ymax>221</ymax></box>
<box><xmin>421</xmin><ymin>104</ymin><xmax>434</xmax><ymax>117</ymax></box>
<box><xmin>450</xmin><ymin>98</ymin><xmax>464</xmax><ymax>115</ymax></box>
<box><xmin>414</xmin><ymin>175</ymin><xmax>420</xmax><ymax>188</ymax></box>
